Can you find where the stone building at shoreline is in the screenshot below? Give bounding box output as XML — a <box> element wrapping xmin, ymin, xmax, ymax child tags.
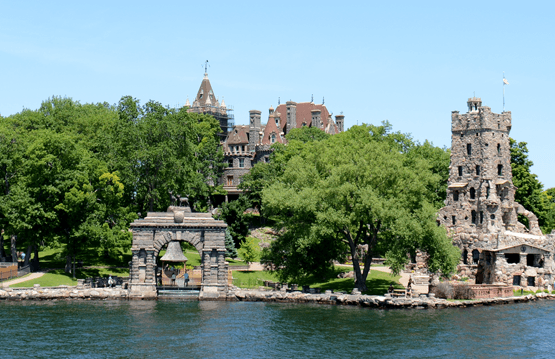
<box><xmin>438</xmin><ymin>98</ymin><xmax>555</xmax><ymax>288</ymax></box>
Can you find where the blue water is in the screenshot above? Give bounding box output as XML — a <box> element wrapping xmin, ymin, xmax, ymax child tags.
<box><xmin>1</xmin><ymin>299</ymin><xmax>554</xmax><ymax>358</ymax></box>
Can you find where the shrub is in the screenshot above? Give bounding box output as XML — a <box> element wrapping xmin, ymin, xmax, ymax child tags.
<box><xmin>434</xmin><ymin>282</ymin><xmax>454</xmax><ymax>299</ymax></box>
<box><xmin>453</xmin><ymin>284</ymin><xmax>475</xmax><ymax>299</ymax></box>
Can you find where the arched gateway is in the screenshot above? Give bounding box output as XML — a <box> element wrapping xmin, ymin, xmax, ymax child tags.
<box><xmin>128</xmin><ymin>206</ymin><xmax>228</xmax><ymax>299</ymax></box>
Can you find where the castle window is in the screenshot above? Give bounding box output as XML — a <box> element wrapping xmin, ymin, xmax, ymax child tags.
<box><xmin>239</xmin><ymin>158</ymin><xmax>245</xmax><ymax>168</ymax></box>
<box><xmin>506</xmin><ymin>253</ymin><xmax>520</xmax><ymax>264</ymax></box>
<box><xmin>497</xmin><ymin>143</ymin><xmax>501</xmax><ymax>154</ymax></box>
<box><xmin>452</xmin><ymin>216</ymin><xmax>456</xmax><ymax>225</ymax></box>
<box><xmin>470</xmin><ymin>187</ymin><xmax>476</xmax><ymax>199</ymax></box>
<box><xmin>462</xmin><ymin>249</ymin><xmax>468</xmax><ymax>265</ymax></box>
<box><xmin>486</xmin><ymin>187</ymin><xmax>490</xmax><ymax>198</ymax></box>
<box><xmin>242</xmin><ymin>145</ymin><xmax>245</xmax><ymax>152</ymax></box>
<box><xmin>271</xmin><ymin>134</ymin><xmax>276</xmax><ymax>143</ymax></box>
<box><xmin>513</xmin><ymin>275</ymin><xmax>521</xmax><ymax>286</ymax></box>
<box><xmin>498</xmin><ymin>164</ymin><xmax>503</xmax><ymax>176</ymax></box>
<box><xmin>476</xmin><ymin>165</ymin><xmax>480</xmax><ymax>175</ymax></box>
<box><xmin>471</xmin><ymin>210</ymin><xmax>477</xmax><ymax>224</ymax></box>
<box><xmin>275</xmin><ymin>118</ymin><xmax>279</xmax><ymax>125</ymax></box>
<box><xmin>480</xmin><ymin>211</ymin><xmax>484</xmax><ymax>224</ymax></box>
<box><xmin>453</xmin><ymin>191</ymin><xmax>459</xmax><ymax>201</ymax></box>
<box><xmin>226</xmin><ymin>176</ymin><xmax>233</xmax><ymax>186</ymax></box>
<box><xmin>527</xmin><ymin>277</ymin><xmax>535</xmax><ymax>286</ymax></box>
<box><xmin>458</xmin><ymin>166</ymin><xmax>463</xmax><ymax>176</ymax></box>
<box><xmin>467</xmin><ymin>144</ymin><xmax>472</xmax><ymax>156</ymax></box>
<box><xmin>472</xmin><ymin>250</ymin><xmax>479</xmax><ymax>264</ymax></box>
<box><xmin>228</xmin><ymin>159</ymin><xmax>233</xmax><ymax>168</ymax></box>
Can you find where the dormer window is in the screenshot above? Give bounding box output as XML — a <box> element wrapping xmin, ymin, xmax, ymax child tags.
<box><xmin>275</xmin><ymin>118</ymin><xmax>279</xmax><ymax>126</ymax></box>
<box><xmin>271</xmin><ymin>134</ymin><xmax>276</xmax><ymax>143</ymax></box>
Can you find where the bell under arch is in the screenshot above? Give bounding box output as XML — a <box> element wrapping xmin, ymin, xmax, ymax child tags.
<box><xmin>128</xmin><ymin>207</ymin><xmax>228</xmax><ymax>299</ymax></box>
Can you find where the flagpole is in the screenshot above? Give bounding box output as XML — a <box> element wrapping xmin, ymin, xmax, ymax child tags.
<box><xmin>503</xmin><ymin>72</ymin><xmax>505</xmax><ymax>112</ymax></box>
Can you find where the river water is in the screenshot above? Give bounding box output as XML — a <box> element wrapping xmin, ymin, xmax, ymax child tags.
<box><xmin>1</xmin><ymin>299</ymin><xmax>554</xmax><ymax>358</ymax></box>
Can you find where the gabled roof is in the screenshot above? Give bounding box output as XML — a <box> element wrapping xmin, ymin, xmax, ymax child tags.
<box><xmin>261</xmin><ymin>115</ymin><xmax>284</xmax><ymax>145</ymax></box>
<box><xmin>225</xmin><ymin>126</ymin><xmax>249</xmax><ymax>146</ymax></box>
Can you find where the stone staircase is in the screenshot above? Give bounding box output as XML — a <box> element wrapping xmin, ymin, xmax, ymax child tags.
<box><xmin>157</xmin><ymin>288</ymin><xmax>200</xmax><ymax>299</ymax></box>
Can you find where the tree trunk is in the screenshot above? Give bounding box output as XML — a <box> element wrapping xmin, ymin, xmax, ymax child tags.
<box><xmin>24</xmin><ymin>245</ymin><xmax>32</xmax><ymax>267</ymax></box>
<box><xmin>10</xmin><ymin>235</ymin><xmax>16</xmax><ymax>263</ymax></box>
<box><xmin>0</xmin><ymin>234</ymin><xmax>6</xmax><ymax>258</ymax></box>
<box><xmin>65</xmin><ymin>255</ymin><xmax>72</xmax><ymax>273</ymax></box>
<box><xmin>31</xmin><ymin>245</ymin><xmax>40</xmax><ymax>272</ymax></box>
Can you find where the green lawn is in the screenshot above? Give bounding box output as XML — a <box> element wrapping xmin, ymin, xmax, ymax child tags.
<box><xmin>10</xmin><ymin>267</ymin><xmax>130</xmax><ymax>288</ymax></box>
<box><xmin>232</xmin><ymin>268</ymin><xmax>402</xmax><ymax>295</ymax></box>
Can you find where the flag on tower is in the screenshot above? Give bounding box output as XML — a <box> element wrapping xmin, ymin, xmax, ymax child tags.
<box><xmin>503</xmin><ymin>78</ymin><xmax>509</xmax><ymax>85</ymax></box>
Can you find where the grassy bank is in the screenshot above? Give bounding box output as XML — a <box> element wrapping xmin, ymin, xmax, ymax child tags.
<box><xmin>232</xmin><ymin>268</ymin><xmax>402</xmax><ymax>296</ymax></box>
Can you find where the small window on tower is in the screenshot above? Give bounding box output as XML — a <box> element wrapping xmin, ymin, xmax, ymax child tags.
<box><xmin>239</xmin><ymin>158</ymin><xmax>244</xmax><ymax>168</ymax></box>
<box><xmin>471</xmin><ymin>210</ymin><xmax>477</xmax><ymax>224</ymax></box>
<box><xmin>467</xmin><ymin>144</ymin><xmax>472</xmax><ymax>156</ymax></box>
<box><xmin>458</xmin><ymin>166</ymin><xmax>463</xmax><ymax>176</ymax></box>
<box><xmin>498</xmin><ymin>164</ymin><xmax>503</xmax><ymax>176</ymax></box>
<box><xmin>453</xmin><ymin>191</ymin><xmax>459</xmax><ymax>201</ymax></box>
<box><xmin>476</xmin><ymin>165</ymin><xmax>480</xmax><ymax>175</ymax></box>
<box><xmin>480</xmin><ymin>211</ymin><xmax>484</xmax><ymax>224</ymax></box>
<box><xmin>497</xmin><ymin>143</ymin><xmax>501</xmax><ymax>154</ymax></box>
<box><xmin>470</xmin><ymin>187</ymin><xmax>476</xmax><ymax>199</ymax></box>
<box><xmin>452</xmin><ymin>216</ymin><xmax>456</xmax><ymax>225</ymax></box>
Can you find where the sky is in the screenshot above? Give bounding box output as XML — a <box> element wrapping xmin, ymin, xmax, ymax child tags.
<box><xmin>1</xmin><ymin>1</ymin><xmax>554</xmax><ymax>188</ymax></box>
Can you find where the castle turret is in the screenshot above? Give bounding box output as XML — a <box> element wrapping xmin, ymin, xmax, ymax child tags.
<box><xmin>248</xmin><ymin>110</ymin><xmax>261</xmax><ymax>152</ymax></box>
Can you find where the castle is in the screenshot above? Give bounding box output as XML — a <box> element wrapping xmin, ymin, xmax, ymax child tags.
<box><xmin>187</xmin><ymin>71</ymin><xmax>344</xmax><ymax>202</ymax></box>
<box><xmin>438</xmin><ymin>98</ymin><xmax>555</xmax><ymax>287</ymax></box>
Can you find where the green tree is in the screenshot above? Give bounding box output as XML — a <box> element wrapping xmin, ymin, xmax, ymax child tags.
<box><xmin>224</xmin><ymin>228</ymin><xmax>238</xmax><ymax>258</ymax></box>
<box><xmin>261</xmin><ymin>124</ymin><xmax>459</xmax><ymax>291</ymax></box>
<box><xmin>114</xmin><ymin>97</ymin><xmax>224</xmax><ymax>215</ymax></box>
<box><xmin>238</xmin><ymin>237</ymin><xmax>259</xmax><ymax>264</ymax></box>
<box><xmin>510</xmin><ymin>139</ymin><xmax>553</xmax><ymax>233</ymax></box>
<box><xmin>217</xmin><ymin>195</ymin><xmax>251</xmax><ymax>248</ymax></box>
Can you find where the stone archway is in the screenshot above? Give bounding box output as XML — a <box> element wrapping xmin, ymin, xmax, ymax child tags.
<box><xmin>128</xmin><ymin>207</ymin><xmax>228</xmax><ymax>299</ymax></box>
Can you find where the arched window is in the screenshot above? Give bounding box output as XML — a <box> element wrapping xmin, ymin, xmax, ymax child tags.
<box><xmin>462</xmin><ymin>248</ymin><xmax>468</xmax><ymax>265</ymax></box>
<box><xmin>497</xmin><ymin>143</ymin><xmax>501</xmax><ymax>154</ymax></box>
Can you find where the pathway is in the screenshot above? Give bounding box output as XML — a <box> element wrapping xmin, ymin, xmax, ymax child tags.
<box><xmin>1</xmin><ymin>271</ymin><xmax>47</xmax><ymax>287</ymax></box>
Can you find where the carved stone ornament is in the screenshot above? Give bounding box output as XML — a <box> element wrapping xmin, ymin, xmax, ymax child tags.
<box><xmin>174</xmin><ymin>211</ymin><xmax>184</xmax><ymax>223</ymax></box>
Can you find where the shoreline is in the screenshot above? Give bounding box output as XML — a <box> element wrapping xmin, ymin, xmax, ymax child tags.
<box><xmin>1</xmin><ymin>285</ymin><xmax>554</xmax><ymax>309</ymax></box>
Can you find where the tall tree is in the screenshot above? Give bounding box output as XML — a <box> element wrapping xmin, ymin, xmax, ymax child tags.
<box><xmin>261</xmin><ymin>124</ymin><xmax>459</xmax><ymax>291</ymax></box>
<box><xmin>114</xmin><ymin>97</ymin><xmax>224</xmax><ymax>215</ymax></box>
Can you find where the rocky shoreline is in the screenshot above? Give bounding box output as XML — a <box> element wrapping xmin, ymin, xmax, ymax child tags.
<box><xmin>1</xmin><ymin>285</ymin><xmax>555</xmax><ymax>309</ymax></box>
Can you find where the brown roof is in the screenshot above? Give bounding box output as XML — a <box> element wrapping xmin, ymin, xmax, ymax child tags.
<box><xmin>274</xmin><ymin>102</ymin><xmax>332</xmax><ymax>131</ymax></box>
<box><xmin>193</xmin><ymin>74</ymin><xmax>218</xmax><ymax>108</ymax></box>
<box><xmin>225</xmin><ymin>126</ymin><xmax>249</xmax><ymax>146</ymax></box>
<box><xmin>261</xmin><ymin>115</ymin><xmax>284</xmax><ymax>145</ymax></box>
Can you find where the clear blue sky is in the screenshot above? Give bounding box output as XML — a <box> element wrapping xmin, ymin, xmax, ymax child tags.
<box><xmin>1</xmin><ymin>1</ymin><xmax>553</xmax><ymax>188</ymax></box>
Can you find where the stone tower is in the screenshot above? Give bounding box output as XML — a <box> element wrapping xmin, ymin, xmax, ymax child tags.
<box><xmin>438</xmin><ymin>98</ymin><xmax>551</xmax><ymax>286</ymax></box>
<box><xmin>285</xmin><ymin>101</ymin><xmax>297</xmax><ymax>134</ymax></box>
<box><xmin>335</xmin><ymin>114</ymin><xmax>344</xmax><ymax>132</ymax></box>
<box><xmin>440</xmin><ymin>97</ymin><xmax>515</xmax><ymax>236</ymax></box>
<box><xmin>248</xmin><ymin>110</ymin><xmax>261</xmax><ymax>152</ymax></box>
<box><xmin>311</xmin><ymin>109</ymin><xmax>322</xmax><ymax>129</ymax></box>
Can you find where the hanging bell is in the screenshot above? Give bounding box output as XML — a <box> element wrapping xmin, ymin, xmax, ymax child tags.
<box><xmin>160</xmin><ymin>241</ymin><xmax>188</xmax><ymax>263</ymax></box>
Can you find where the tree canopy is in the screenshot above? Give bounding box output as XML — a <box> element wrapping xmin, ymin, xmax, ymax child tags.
<box><xmin>260</xmin><ymin>124</ymin><xmax>459</xmax><ymax>291</ymax></box>
<box><xmin>0</xmin><ymin>96</ymin><xmax>225</xmax><ymax>272</ymax></box>
<box><xmin>510</xmin><ymin>138</ymin><xmax>555</xmax><ymax>233</ymax></box>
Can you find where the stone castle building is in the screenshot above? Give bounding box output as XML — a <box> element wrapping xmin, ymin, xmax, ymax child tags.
<box><xmin>220</xmin><ymin>102</ymin><xmax>345</xmax><ymax>200</ymax></box>
<box><xmin>438</xmin><ymin>98</ymin><xmax>555</xmax><ymax>288</ymax></box>
<box><xmin>186</xmin><ymin>71</ymin><xmax>345</xmax><ymax>202</ymax></box>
